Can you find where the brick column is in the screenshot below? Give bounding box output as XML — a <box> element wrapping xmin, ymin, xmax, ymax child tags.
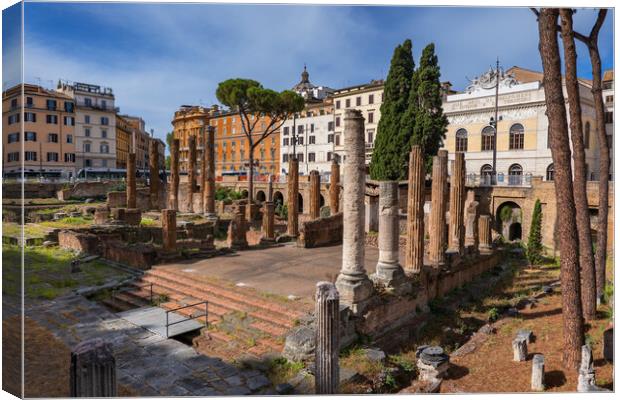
<box><xmin>329</xmin><ymin>159</ymin><xmax>340</xmax><ymax>214</ymax></box>
<box><xmin>262</xmin><ymin>201</ymin><xmax>275</xmax><ymax>241</ymax></box>
<box><xmin>448</xmin><ymin>152</ymin><xmax>466</xmax><ymax>254</ymax></box>
<box><xmin>126</xmin><ymin>153</ymin><xmax>136</xmax><ymax>209</ymax></box>
<box><xmin>309</xmin><ymin>170</ymin><xmax>321</xmax><ymax>219</ymax></box>
<box><xmin>162</xmin><ymin>209</ymin><xmax>177</xmax><ymax>251</ymax></box>
<box><xmin>478</xmin><ymin>214</ymin><xmax>493</xmax><ymax>253</ymax></box>
<box><xmin>70</xmin><ymin>339</ymin><xmax>116</xmax><ymax>397</ymax></box>
<box><xmin>374</xmin><ymin>181</ymin><xmax>407</xmax><ymax>291</ymax></box>
<box><xmin>315</xmin><ymin>282</ymin><xmax>340</xmax><ymax>394</ymax></box>
<box><xmin>187</xmin><ymin>134</ymin><xmax>197</xmax><ymax>212</ymax></box>
<box><xmin>169</xmin><ymin>138</ymin><xmax>180</xmax><ymax>211</ymax></box>
<box><xmin>429</xmin><ymin>150</ymin><xmax>448</xmax><ymax>266</ymax></box>
<box><xmin>335</xmin><ymin>109</ymin><xmax>373</xmax><ymax>315</ymax></box>
<box><xmin>149</xmin><ymin>140</ymin><xmax>159</xmax><ymax>210</ymax></box>
<box><xmin>203</xmin><ymin>126</ymin><xmax>216</xmax><ymax>218</ymax></box>
<box><xmin>287</xmin><ymin>158</ymin><xmax>299</xmax><ymax>236</ymax></box>
<box><xmin>405</xmin><ymin>145</ymin><xmax>425</xmax><ymax>274</ymax></box>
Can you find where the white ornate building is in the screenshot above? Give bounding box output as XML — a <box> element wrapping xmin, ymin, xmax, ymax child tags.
<box><xmin>442</xmin><ymin>66</ymin><xmax>601</xmax><ymax>186</ymax></box>
<box><xmin>603</xmin><ymin>69</ymin><xmax>614</xmax><ymax>179</ymax></box>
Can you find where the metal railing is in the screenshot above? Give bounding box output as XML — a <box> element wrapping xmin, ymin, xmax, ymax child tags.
<box><xmin>466</xmin><ymin>173</ymin><xmax>532</xmax><ymax>187</ymax></box>
<box><xmin>111</xmin><ymin>282</ymin><xmax>153</xmax><ymax>309</ymax></box>
<box><xmin>165</xmin><ymin>301</ymin><xmax>208</xmax><ymax>338</ymax></box>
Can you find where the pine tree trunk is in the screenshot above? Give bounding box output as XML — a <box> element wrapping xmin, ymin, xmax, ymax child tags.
<box><xmin>248</xmin><ymin>147</ymin><xmax>255</xmax><ymax>204</ymax></box>
<box><xmin>585</xmin><ymin>15</ymin><xmax>610</xmax><ymax>302</ymax></box>
<box><xmin>559</xmin><ymin>9</ymin><xmax>597</xmax><ymax>321</ymax></box>
<box><xmin>537</xmin><ymin>8</ymin><xmax>584</xmax><ymax>370</ymax></box>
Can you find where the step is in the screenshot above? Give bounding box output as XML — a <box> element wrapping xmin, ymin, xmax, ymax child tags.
<box><xmin>140</xmin><ymin>274</ymin><xmax>296</xmax><ymax>330</ymax></box>
<box><xmin>151</xmin><ymin>268</ymin><xmax>309</xmax><ymax>320</ymax></box>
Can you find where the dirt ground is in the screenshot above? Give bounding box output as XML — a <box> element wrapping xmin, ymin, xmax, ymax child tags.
<box><xmin>2</xmin><ymin>316</ymin><xmax>135</xmax><ymax>398</ymax></box>
<box><xmin>440</xmin><ymin>264</ymin><xmax>614</xmax><ymax>393</ymax></box>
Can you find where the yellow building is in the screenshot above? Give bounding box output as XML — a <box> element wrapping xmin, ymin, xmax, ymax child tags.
<box><xmin>3</xmin><ymin>84</ymin><xmax>77</xmax><ymax>179</ymax></box>
<box><xmin>171</xmin><ymin>105</ymin><xmax>210</xmax><ymax>173</ymax></box>
<box><xmin>115</xmin><ymin>114</ymin><xmax>132</xmax><ymax>169</ymax></box>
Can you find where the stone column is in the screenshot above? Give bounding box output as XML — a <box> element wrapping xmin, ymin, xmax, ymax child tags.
<box><xmin>335</xmin><ymin>109</ymin><xmax>373</xmax><ymax>315</ymax></box>
<box><xmin>315</xmin><ymin>282</ymin><xmax>340</xmax><ymax>395</ymax></box>
<box><xmin>405</xmin><ymin>145</ymin><xmax>425</xmax><ymax>274</ymax></box>
<box><xmin>199</xmin><ymin>129</ymin><xmax>206</xmax><ymax>214</ymax></box>
<box><xmin>429</xmin><ymin>150</ymin><xmax>448</xmax><ymax>266</ymax></box>
<box><xmin>287</xmin><ymin>158</ymin><xmax>299</xmax><ymax>236</ymax></box>
<box><xmin>479</xmin><ymin>214</ymin><xmax>493</xmax><ymax>252</ymax></box>
<box><xmin>228</xmin><ymin>204</ymin><xmax>248</xmax><ymax>249</ymax></box>
<box><xmin>512</xmin><ymin>337</ymin><xmax>528</xmax><ymax>361</ymax></box>
<box><xmin>126</xmin><ymin>153</ymin><xmax>136</xmax><ymax>209</ymax></box>
<box><xmin>448</xmin><ymin>152</ymin><xmax>466</xmax><ymax>254</ymax></box>
<box><xmin>162</xmin><ymin>209</ymin><xmax>177</xmax><ymax>251</ymax></box>
<box><xmin>187</xmin><ymin>134</ymin><xmax>197</xmax><ymax>213</ymax></box>
<box><xmin>203</xmin><ymin>126</ymin><xmax>216</xmax><ymax>218</ymax></box>
<box><xmin>329</xmin><ymin>159</ymin><xmax>340</xmax><ymax>214</ymax></box>
<box><xmin>531</xmin><ymin>354</ymin><xmax>545</xmax><ymax>391</ymax></box>
<box><xmin>464</xmin><ymin>190</ymin><xmax>479</xmax><ymax>249</ymax></box>
<box><xmin>169</xmin><ymin>138</ymin><xmax>180</xmax><ymax>211</ymax></box>
<box><xmin>267</xmin><ymin>174</ymin><xmax>274</xmax><ymax>202</ymax></box>
<box><xmin>70</xmin><ymin>338</ymin><xmax>116</xmax><ymax>397</ymax></box>
<box><xmin>149</xmin><ymin>140</ymin><xmax>160</xmax><ymax>210</ymax></box>
<box><xmin>373</xmin><ymin>181</ymin><xmax>407</xmax><ymax>291</ymax></box>
<box><xmin>309</xmin><ymin>170</ymin><xmax>321</xmax><ymax>219</ymax></box>
<box><xmin>262</xmin><ymin>201</ymin><xmax>275</xmax><ymax>241</ymax></box>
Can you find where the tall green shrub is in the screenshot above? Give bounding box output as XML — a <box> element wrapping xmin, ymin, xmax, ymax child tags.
<box><xmin>527</xmin><ymin>199</ymin><xmax>543</xmax><ymax>264</ymax></box>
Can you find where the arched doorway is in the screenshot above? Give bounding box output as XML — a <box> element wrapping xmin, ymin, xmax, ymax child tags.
<box><xmin>256</xmin><ymin>190</ymin><xmax>266</xmax><ymax>203</ymax></box>
<box><xmin>298</xmin><ymin>193</ymin><xmax>304</xmax><ymax>213</ymax></box>
<box><xmin>319</xmin><ymin>194</ymin><xmax>325</xmax><ymax>208</ymax></box>
<box><xmin>273</xmin><ymin>191</ymin><xmax>284</xmax><ymax>207</ymax></box>
<box><xmin>508</xmin><ymin>164</ymin><xmax>523</xmax><ymax>186</ymax></box>
<box><xmin>241</xmin><ymin>189</ymin><xmax>249</xmax><ymax>198</ymax></box>
<box><xmin>496</xmin><ymin>201</ymin><xmax>523</xmax><ymax>242</ymax></box>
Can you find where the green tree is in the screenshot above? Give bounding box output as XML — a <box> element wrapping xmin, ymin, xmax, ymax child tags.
<box><xmin>527</xmin><ymin>199</ymin><xmax>543</xmax><ymax>264</ymax></box>
<box><xmin>370</xmin><ymin>39</ymin><xmax>415</xmax><ymax>181</ymax></box>
<box><xmin>216</xmin><ymin>79</ymin><xmax>304</xmax><ymax>204</ymax></box>
<box><xmin>165</xmin><ymin>155</ymin><xmax>171</xmax><ymax>170</ymax></box>
<box><xmin>409</xmin><ymin>43</ymin><xmax>448</xmax><ymax>170</ymax></box>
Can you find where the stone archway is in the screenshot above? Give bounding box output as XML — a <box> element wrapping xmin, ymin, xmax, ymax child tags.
<box><xmin>241</xmin><ymin>189</ymin><xmax>249</xmax><ymax>198</ymax></box>
<box><xmin>256</xmin><ymin>190</ymin><xmax>266</xmax><ymax>203</ymax></box>
<box><xmin>496</xmin><ymin>201</ymin><xmax>523</xmax><ymax>241</ymax></box>
<box><xmin>297</xmin><ymin>193</ymin><xmax>304</xmax><ymax>213</ymax></box>
<box><xmin>273</xmin><ymin>191</ymin><xmax>284</xmax><ymax>207</ymax></box>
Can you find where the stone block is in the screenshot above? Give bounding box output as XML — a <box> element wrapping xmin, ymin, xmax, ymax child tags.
<box><xmin>124</xmin><ymin>208</ymin><xmax>142</xmax><ymax>226</ymax></box>
<box><xmin>512</xmin><ymin>337</ymin><xmax>527</xmax><ymax>361</ymax></box>
<box><xmin>531</xmin><ymin>354</ymin><xmax>545</xmax><ymax>391</ymax></box>
<box><xmin>298</xmin><ymin>212</ymin><xmax>343</xmax><ymax>248</ymax></box>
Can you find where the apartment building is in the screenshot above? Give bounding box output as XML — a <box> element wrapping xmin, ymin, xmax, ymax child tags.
<box><xmin>115</xmin><ymin>114</ymin><xmax>132</xmax><ymax>169</ymax></box>
<box><xmin>2</xmin><ymin>84</ymin><xmax>77</xmax><ymax>178</ymax></box>
<box><xmin>122</xmin><ymin>115</ymin><xmax>151</xmax><ymax>172</ymax></box>
<box><xmin>57</xmin><ymin>81</ymin><xmax>116</xmax><ymax>170</ymax></box>
<box><xmin>171</xmin><ymin>105</ymin><xmax>210</xmax><ymax>173</ymax></box>
<box><xmin>603</xmin><ymin>69</ymin><xmax>614</xmax><ymax>179</ymax></box>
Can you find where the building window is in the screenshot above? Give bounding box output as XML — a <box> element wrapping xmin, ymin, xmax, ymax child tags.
<box><xmin>508</xmin><ymin>164</ymin><xmax>523</xmax><ymax>185</ymax></box>
<box><xmin>8</xmin><ymin>152</ymin><xmax>19</xmax><ymax>162</ymax></box>
<box><xmin>298</xmin><ymin>125</ymin><xmax>304</xmax><ymax>134</ymax></box>
<box><xmin>8</xmin><ymin>114</ymin><xmax>20</xmax><ymax>124</ymax></box>
<box><xmin>328</xmin><ymin>134</ymin><xmax>334</xmax><ymax>143</ymax></box>
<box><xmin>284</xmin><ymin>126</ymin><xmax>289</xmax><ymax>136</ymax></box>
<box><xmin>605</xmin><ymin>95</ymin><xmax>613</xmax><ymax>103</ymax></box>
<box><xmin>481</xmin><ymin>126</ymin><xmax>494</xmax><ymax>151</ymax></box>
<box><xmin>480</xmin><ymin>164</ymin><xmax>493</xmax><ymax>184</ymax></box>
<box><xmin>47</xmin><ymin>152</ymin><xmax>59</xmax><ymax>162</ymax></box>
<box><xmin>46</xmin><ymin>115</ymin><xmax>58</xmax><ymax>124</ymax></box>
<box><xmin>10</xmin><ymin>98</ymin><xmax>17</xmax><ymax>109</ymax></box>
<box><xmin>356</xmin><ymin>96</ymin><xmax>361</xmax><ymax>106</ymax></box>
<box><xmin>101</xmin><ymin>129</ymin><xmax>107</xmax><ymax>138</ymax></box>
<box><xmin>335</xmin><ymin>117</ymin><xmax>340</xmax><ymax>127</ymax></box>
<box><xmin>335</xmin><ymin>135</ymin><xmax>340</xmax><ymax>146</ymax></box>
<box><xmin>283</xmin><ymin>154</ymin><xmax>289</xmax><ymax>163</ymax></box>
<box><xmin>368</xmin><ymin>112</ymin><xmax>374</xmax><ymax>124</ymax></box>
<box><xmin>64</xmin><ymin>116</ymin><xmax>75</xmax><ymax>126</ymax></box>
<box><xmin>309</xmin><ymin>136</ymin><xmax>316</xmax><ymax>144</ymax></box>
<box><xmin>367</xmin><ymin>129</ymin><xmax>374</xmax><ymax>143</ymax></box>
<box><xmin>328</xmin><ymin>121</ymin><xmax>334</xmax><ymax>131</ymax></box>
<box><xmin>509</xmin><ymin>123</ymin><xmax>524</xmax><ymax>150</ymax></box>
<box><xmin>297</xmin><ymin>153</ymin><xmax>304</xmax><ymax>162</ymax></box>
<box><xmin>309</xmin><ymin>152</ymin><xmax>316</xmax><ymax>162</ymax></box>
<box><xmin>25</xmin><ymin>112</ymin><xmax>36</xmax><ymax>122</ymax></box>
<box><xmin>298</xmin><ymin>136</ymin><xmax>304</xmax><ymax>145</ymax></box>
<box><xmin>583</xmin><ymin>121</ymin><xmax>590</xmax><ymax>149</ymax></box>
<box><xmin>26</xmin><ymin>97</ymin><xmax>33</xmax><ymax>107</ymax></box>
<box><xmin>455</xmin><ymin>128</ymin><xmax>468</xmax><ymax>152</ymax></box>
<box><xmin>369</xmin><ymin>94</ymin><xmax>374</xmax><ymax>104</ymax></box>
<box><xmin>25</xmin><ymin>132</ymin><xmax>37</xmax><ymax>142</ymax></box>
<box><xmin>85</xmin><ymin>159</ymin><xmax>92</xmax><ymax>167</ymax></box>
<box><xmin>84</xmin><ymin>98</ymin><xmax>92</xmax><ymax>107</ymax></box>
<box><xmin>327</xmin><ymin>152</ymin><xmax>333</xmax><ymax>161</ymax></box>
<box><xmin>283</xmin><ymin>138</ymin><xmax>289</xmax><ymax>146</ymax></box>
<box><xmin>102</xmin><ymin>159</ymin><xmax>108</xmax><ymax>167</ymax></box>
<box><xmin>25</xmin><ymin>151</ymin><xmax>37</xmax><ymax>161</ymax></box>
<box><xmin>101</xmin><ymin>117</ymin><xmax>109</xmax><ymax>125</ymax></box>
<box><xmin>7</xmin><ymin>133</ymin><xmax>19</xmax><ymax>143</ymax></box>
<box><xmin>65</xmin><ymin>153</ymin><xmax>76</xmax><ymax>162</ymax></box>
<box><xmin>101</xmin><ymin>100</ymin><xmax>107</xmax><ymax>109</ymax></box>
<box><xmin>64</xmin><ymin>101</ymin><xmax>74</xmax><ymax>112</ymax></box>
<box><xmin>546</xmin><ymin>163</ymin><xmax>554</xmax><ymax>181</ymax></box>
<box><xmin>48</xmin><ymin>133</ymin><xmax>58</xmax><ymax>143</ymax></box>
<box><xmin>345</xmin><ymin>99</ymin><xmax>351</xmax><ymax>108</ymax></box>
<box><xmin>85</xmin><ymin>128</ymin><xmax>91</xmax><ymax>137</ymax></box>
<box><xmin>46</xmin><ymin>99</ymin><xmax>57</xmax><ymax>110</ymax></box>
<box><xmin>336</xmin><ymin>100</ymin><xmax>341</xmax><ymax>109</ymax></box>
<box><xmin>310</xmin><ymin>123</ymin><xmax>314</xmax><ymax>133</ymax></box>
<box><xmin>85</xmin><ymin>115</ymin><xmax>91</xmax><ymax>124</ymax></box>
<box><xmin>84</xmin><ymin>143</ymin><xmax>91</xmax><ymax>152</ymax></box>
<box><xmin>605</xmin><ymin>112</ymin><xmax>613</xmax><ymax>124</ymax></box>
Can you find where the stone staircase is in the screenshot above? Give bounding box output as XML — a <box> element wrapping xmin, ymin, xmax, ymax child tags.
<box><xmin>105</xmin><ymin>267</ymin><xmax>312</xmax><ymax>361</ymax></box>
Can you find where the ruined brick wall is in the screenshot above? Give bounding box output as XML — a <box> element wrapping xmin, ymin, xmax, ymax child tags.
<box><xmin>2</xmin><ymin>182</ymin><xmax>65</xmax><ymax>199</ymax></box>
<box><xmin>107</xmin><ymin>189</ymin><xmax>151</xmax><ymax>210</ymax></box>
<box><xmin>297</xmin><ymin>213</ymin><xmax>343</xmax><ymax>248</ymax></box>
<box><xmin>101</xmin><ymin>241</ymin><xmax>156</xmax><ymax>270</ymax></box>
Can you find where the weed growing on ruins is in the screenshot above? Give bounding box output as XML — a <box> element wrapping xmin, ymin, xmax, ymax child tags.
<box><xmin>140</xmin><ymin>217</ymin><xmax>157</xmax><ymax>226</ymax></box>
<box><xmin>40</xmin><ymin>216</ymin><xmax>92</xmax><ymax>229</ymax></box>
<box><xmin>266</xmin><ymin>357</ymin><xmax>305</xmax><ymax>385</ymax></box>
<box><xmin>275</xmin><ymin>203</ymin><xmax>288</xmax><ymax>219</ymax></box>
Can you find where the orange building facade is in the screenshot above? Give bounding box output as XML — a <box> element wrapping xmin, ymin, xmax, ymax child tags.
<box><xmin>171</xmin><ymin>105</ymin><xmax>280</xmax><ymax>178</ymax></box>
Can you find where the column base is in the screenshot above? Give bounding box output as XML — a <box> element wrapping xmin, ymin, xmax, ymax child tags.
<box><xmin>335</xmin><ymin>272</ymin><xmax>374</xmax><ymax>316</ymax></box>
<box><xmin>372</xmin><ymin>262</ymin><xmax>411</xmax><ymax>295</ymax></box>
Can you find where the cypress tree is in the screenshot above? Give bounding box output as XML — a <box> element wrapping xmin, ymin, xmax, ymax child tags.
<box><xmin>370</xmin><ymin>39</ymin><xmax>414</xmax><ymax>181</ymax></box>
<box><xmin>410</xmin><ymin>43</ymin><xmax>448</xmax><ymax>170</ymax></box>
<box><xmin>527</xmin><ymin>199</ymin><xmax>543</xmax><ymax>264</ymax></box>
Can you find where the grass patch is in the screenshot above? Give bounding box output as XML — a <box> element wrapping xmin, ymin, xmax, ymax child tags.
<box><xmin>140</xmin><ymin>217</ymin><xmax>157</xmax><ymax>227</ymax></box>
<box><xmin>266</xmin><ymin>357</ymin><xmax>305</xmax><ymax>385</ymax></box>
<box><xmin>40</xmin><ymin>216</ymin><xmax>92</xmax><ymax>229</ymax></box>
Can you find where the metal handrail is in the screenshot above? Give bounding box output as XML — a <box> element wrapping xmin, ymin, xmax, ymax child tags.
<box><xmin>165</xmin><ymin>301</ymin><xmax>208</xmax><ymax>338</ymax></box>
<box><xmin>111</xmin><ymin>282</ymin><xmax>153</xmax><ymax>308</ymax></box>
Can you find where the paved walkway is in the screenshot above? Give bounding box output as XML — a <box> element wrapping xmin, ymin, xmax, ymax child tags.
<box><xmin>26</xmin><ymin>294</ymin><xmax>273</xmax><ymax>396</ymax></box>
<box><xmin>158</xmin><ymin>243</ymin><xmax>385</xmax><ymax>298</ymax></box>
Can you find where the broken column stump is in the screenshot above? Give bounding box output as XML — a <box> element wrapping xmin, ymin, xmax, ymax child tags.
<box><xmin>512</xmin><ymin>336</ymin><xmax>527</xmax><ymax>361</ymax></box>
<box><xmin>531</xmin><ymin>354</ymin><xmax>545</xmax><ymax>391</ymax></box>
<box><xmin>228</xmin><ymin>204</ymin><xmax>248</xmax><ymax>249</ymax></box>
<box><xmin>70</xmin><ymin>338</ymin><xmax>117</xmax><ymax>397</ymax></box>
<box><xmin>261</xmin><ymin>201</ymin><xmax>276</xmax><ymax>242</ymax></box>
<box><xmin>416</xmin><ymin>346</ymin><xmax>450</xmax><ymax>383</ymax></box>
<box><xmin>162</xmin><ymin>209</ymin><xmax>177</xmax><ymax>252</ymax></box>
<box><xmin>315</xmin><ymin>282</ymin><xmax>340</xmax><ymax>394</ymax></box>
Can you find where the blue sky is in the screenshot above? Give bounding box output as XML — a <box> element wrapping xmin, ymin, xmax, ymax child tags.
<box><xmin>2</xmin><ymin>2</ymin><xmax>615</xmax><ymax>144</ymax></box>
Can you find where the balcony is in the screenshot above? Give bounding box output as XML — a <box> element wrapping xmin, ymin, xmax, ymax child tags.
<box><xmin>466</xmin><ymin>173</ymin><xmax>533</xmax><ymax>187</ymax></box>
